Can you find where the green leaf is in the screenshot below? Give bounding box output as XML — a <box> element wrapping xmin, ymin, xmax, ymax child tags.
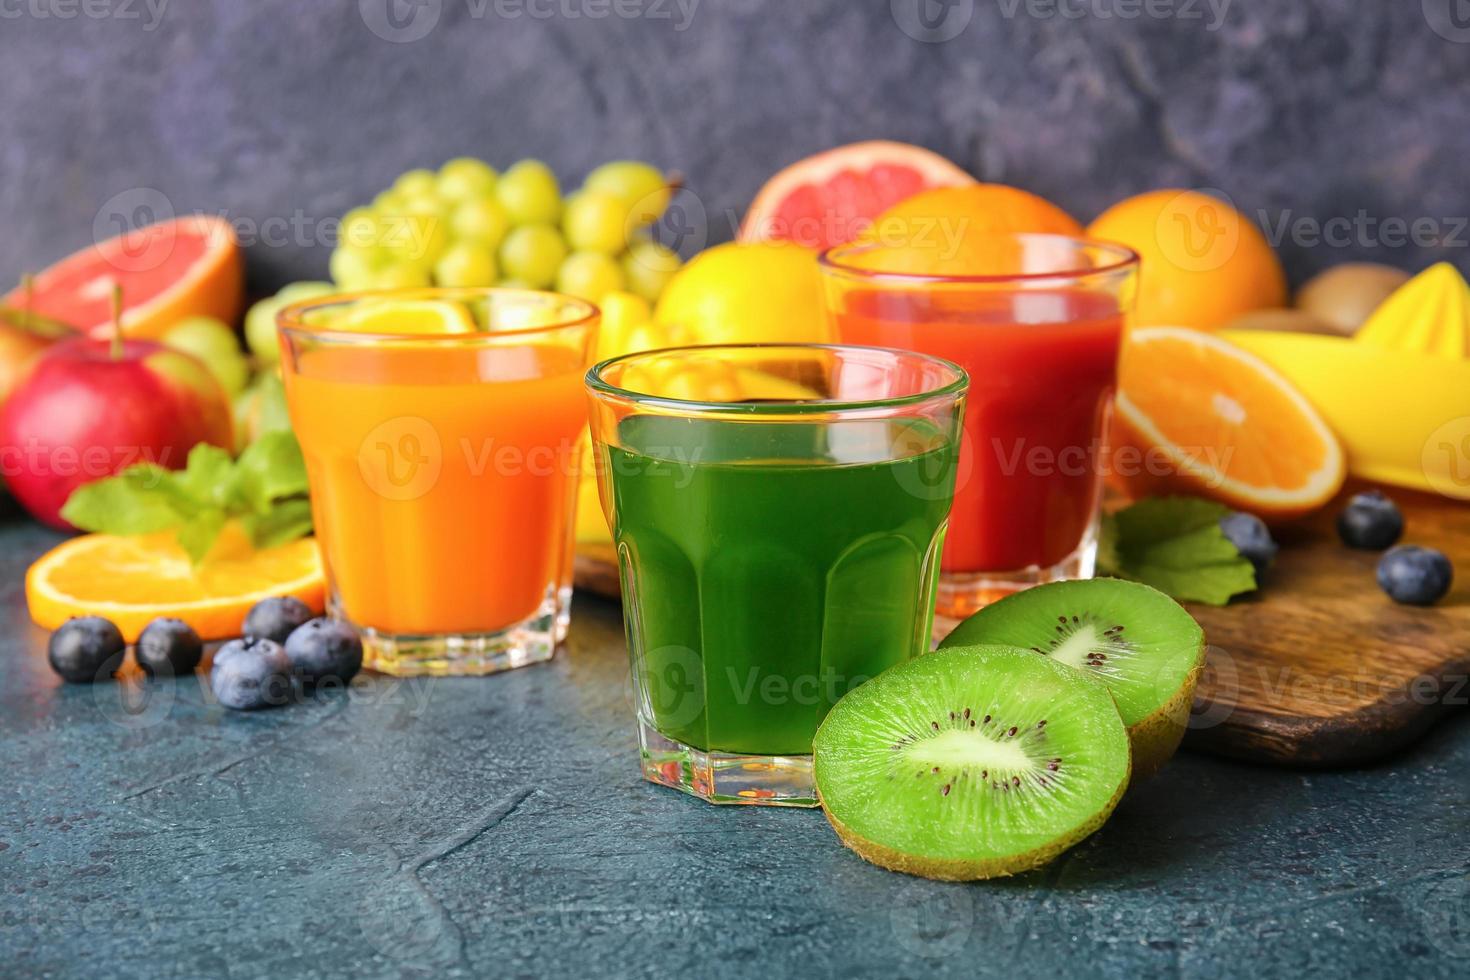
<box><xmin>177</xmin><ymin>443</ymin><xmax>237</xmax><ymax>511</ymax></box>
<box><xmin>176</xmin><ymin>508</ymin><xmax>228</xmax><ymax>565</ymax></box>
<box><xmin>234</xmin><ymin>432</ymin><xmax>309</xmax><ymax>514</ymax></box>
<box><xmin>60</xmin><ymin>472</ymin><xmax>186</xmax><ymax>535</ymax></box>
<box><xmin>242</xmin><ymin>498</ymin><xmax>314</xmax><ymax>550</ymax></box>
<box><xmin>57</xmin><ymin>429</ymin><xmax>316</xmax><ymax>568</ymax></box>
<box><xmin>1098</xmin><ymin>496</ymin><xmax>1257</xmax><ymax>606</ymax></box>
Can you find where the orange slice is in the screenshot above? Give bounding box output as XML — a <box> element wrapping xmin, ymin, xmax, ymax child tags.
<box><xmin>27</xmin><ymin>527</ymin><xmax>325</xmax><ymax>642</ymax></box>
<box><xmin>1110</xmin><ymin>326</ymin><xmax>1345</xmax><ymax>518</ymax></box>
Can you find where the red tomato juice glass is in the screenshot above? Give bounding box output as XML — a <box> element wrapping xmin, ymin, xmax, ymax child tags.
<box><xmin>819</xmin><ymin>233</ymin><xmax>1139</xmax><ymax>618</ymax></box>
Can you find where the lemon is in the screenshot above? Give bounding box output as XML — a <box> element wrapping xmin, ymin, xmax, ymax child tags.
<box><xmin>333</xmin><ymin>299</ymin><xmax>477</xmax><ymax>335</ymax></box>
<box><xmin>653</xmin><ymin>241</ymin><xmax>833</xmax><ymax>345</ymax></box>
<box><xmin>596</xmin><ymin>290</ymin><xmax>654</xmax><ymax>360</ymax></box>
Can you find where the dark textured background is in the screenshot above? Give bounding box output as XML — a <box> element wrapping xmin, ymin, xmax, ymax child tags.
<box><xmin>4</xmin><ymin>5</ymin><xmax>1470</xmax><ymax>978</ymax></box>
<box><xmin>2</xmin><ymin>0</ymin><xmax>1469</xmax><ymax>297</ymax></box>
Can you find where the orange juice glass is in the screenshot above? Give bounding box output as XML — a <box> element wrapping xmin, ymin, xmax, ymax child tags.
<box><xmin>277</xmin><ymin>289</ymin><xmax>597</xmax><ymax>676</ymax></box>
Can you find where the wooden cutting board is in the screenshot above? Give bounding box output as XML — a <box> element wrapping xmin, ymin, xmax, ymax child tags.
<box><xmin>572</xmin><ymin>485</ymin><xmax>1469</xmax><ymax>767</ymax></box>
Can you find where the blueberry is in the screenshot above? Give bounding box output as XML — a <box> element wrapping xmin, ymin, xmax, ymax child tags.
<box><xmin>242</xmin><ymin>596</ymin><xmax>314</xmax><ymax>645</ymax></box>
<box><xmin>1219</xmin><ymin>511</ymin><xmax>1278</xmax><ymax>578</ymax></box>
<box><xmin>134</xmin><ymin>618</ymin><xmax>203</xmax><ymax>677</ymax></box>
<box><xmin>210</xmin><ymin>637</ymin><xmax>293</xmax><ymax>710</ymax></box>
<box><xmin>284</xmin><ymin>618</ymin><xmax>363</xmax><ymax>687</ymax></box>
<box><xmin>1337</xmin><ymin>491</ymin><xmax>1404</xmax><ymax>550</ymax></box>
<box><xmin>47</xmin><ymin>617</ymin><xmax>126</xmax><ymax>684</ymax></box>
<box><xmin>1376</xmin><ymin>545</ymin><xmax>1453</xmax><ymax>606</ymax></box>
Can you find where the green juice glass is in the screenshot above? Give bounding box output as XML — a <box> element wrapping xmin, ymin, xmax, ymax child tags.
<box><xmin>586</xmin><ymin>344</ymin><xmax>968</xmax><ymax>806</ymax></box>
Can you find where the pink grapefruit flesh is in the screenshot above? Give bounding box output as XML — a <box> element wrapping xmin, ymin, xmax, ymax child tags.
<box><xmin>739</xmin><ymin>140</ymin><xmax>975</xmax><ymax>251</ymax></box>
<box><xmin>3</xmin><ymin>215</ymin><xmax>244</xmax><ymax>340</ymax></box>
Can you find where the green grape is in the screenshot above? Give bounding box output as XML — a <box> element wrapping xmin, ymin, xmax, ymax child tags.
<box><xmin>555</xmin><ymin>250</ymin><xmax>624</xmax><ymax>303</ymax></box>
<box><xmin>437</xmin><ymin>157</ymin><xmax>498</xmax><ymax>202</ymax></box>
<box><xmin>339</xmin><ymin>207</ymin><xmax>381</xmax><ymax>250</ymax></box>
<box><xmin>381</xmin><ymin>207</ymin><xmax>448</xmax><ymax>267</ymax></box>
<box><xmin>372</xmin><ymin>189</ymin><xmax>406</xmax><ymax>213</ymax></box>
<box><xmin>584</xmin><ymin>161</ymin><xmax>668</xmax><ymax>228</ymax></box>
<box><xmin>275</xmin><ymin>280</ymin><xmax>337</xmax><ymax>304</ymax></box>
<box><xmin>244</xmin><ymin>297</ymin><xmax>287</xmax><ymax>363</ymax></box>
<box><xmin>496</xmin><ymin>159</ymin><xmax>562</xmax><ymax>225</ymax></box>
<box><xmin>433</xmin><ymin>242</ymin><xmax>498</xmax><ymax>288</ymax></box>
<box><xmin>499</xmin><ymin>224</ymin><xmax>568</xmax><ymax>288</ymax></box>
<box><xmin>394</xmin><ymin>168</ymin><xmax>439</xmax><ymax>199</ymax></box>
<box><xmin>330</xmin><ymin>244</ymin><xmax>387</xmax><ymax>289</ymax></box>
<box><xmin>621</xmin><ymin>240</ymin><xmax>681</xmax><ymax>302</ymax></box>
<box><xmin>372</xmin><ymin>263</ymin><xmax>434</xmax><ymax>290</ymax></box>
<box><xmin>563</xmin><ymin>190</ymin><xmax>629</xmax><ymax>254</ymax></box>
<box><xmin>450</xmin><ymin>197</ymin><xmax>511</xmax><ymax>250</ymax></box>
<box><xmin>163</xmin><ymin>316</ymin><xmax>250</xmax><ymax>396</ymax></box>
<box><xmin>246</xmin><ymin>284</ymin><xmax>334</xmax><ymax>363</ymax></box>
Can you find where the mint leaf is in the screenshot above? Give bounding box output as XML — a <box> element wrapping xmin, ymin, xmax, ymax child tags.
<box><xmin>235</xmin><ymin>432</ymin><xmax>309</xmax><ymax>514</ymax></box>
<box><xmin>242</xmin><ymin>499</ymin><xmax>314</xmax><ymax>550</ymax></box>
<box><xmin>177</xmin><ymin>443</ymin><xmax>237</xmax><ymax>511</ymax></box>
<box><xmin>1099</xmin><ymin>496</ymin><xmax>1257</xmax><ymax>606</ymax></box>
<box><xmin>60</xmin><ymin>472</ymin><xmax>186</xmax><ymax>534</ymax></box>
<box><xmin>177</xmin><ymin>508</ymin><xmax>228</xmax><ymax>565</ymax></box>
<box><xmin>59</xmin><ymin>431</ymin><xmax>314</xmax><ymax>567</ymax></box>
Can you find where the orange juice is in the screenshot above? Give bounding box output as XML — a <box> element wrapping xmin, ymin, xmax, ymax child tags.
<box><xmin>278</xmin><ymin>289</ymin><xmax>596</xmax><ymax>676</ymax></box>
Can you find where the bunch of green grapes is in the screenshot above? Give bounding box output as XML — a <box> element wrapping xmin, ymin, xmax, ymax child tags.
<box><xmin>327</xmin><ymin>157</ymin><xmax>683</xmax><ymax>307</ymax></box>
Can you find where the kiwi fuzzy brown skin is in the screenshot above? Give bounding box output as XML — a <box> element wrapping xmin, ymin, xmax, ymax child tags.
<box><xmin>816</xmin><ymin>765</ymin><xmax>1130</xmax><ymax>882</ymax></box>
<box><xmin>1125</xmin><ymin>658</ymin><xmax>1204</xmax><ymax>780</ymax></box>
<box><xmin>940</xmin><ymin>580</ymin><xmax>1207</xmax><ymax>780</ymax></box>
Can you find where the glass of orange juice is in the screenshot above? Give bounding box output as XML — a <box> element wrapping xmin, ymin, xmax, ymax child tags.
<box><xmin>277</xmin><ymin>288</ymin><xmax>597</xmax><ymax>676</ymax></box>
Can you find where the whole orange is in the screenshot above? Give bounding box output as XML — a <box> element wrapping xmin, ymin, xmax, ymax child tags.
<box><xmin>863</xmin><ymin>184</ymin><xmax>1085</xmax><ymax>276</ymax></box>
<box><xmin>1086</xmin><ymin>189</ymin><xmax>1286</xmax><ymax>330</ymax></box>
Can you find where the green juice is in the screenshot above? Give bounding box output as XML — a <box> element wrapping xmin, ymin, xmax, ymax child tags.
<box><xmin>604</xmin><ymin>414</ymin><xmax>957</xmax><ymax>756</ymax></box>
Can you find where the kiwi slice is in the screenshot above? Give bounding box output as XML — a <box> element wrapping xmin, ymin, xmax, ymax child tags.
<box><xmin>939</xmin><ymin>579</ymin><xmax>1205</xmax><ymax>779</ymax></box>
<box><xmin>812</xmin><ymin>644</ymin><xmax>1130</xmax><ymax>881</ymax></box>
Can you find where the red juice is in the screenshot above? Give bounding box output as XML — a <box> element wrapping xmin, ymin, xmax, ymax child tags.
<box><xmin>833</xmin><ymin>287</ymin><xmax>1123</xmax><ymax>573</ymax></box>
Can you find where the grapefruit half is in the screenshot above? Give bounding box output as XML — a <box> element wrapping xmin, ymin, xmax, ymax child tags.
<box><xmin>4</xmin><ymin>214</ymin><xmax>244</xmax><ymax>340</ymax></box>
<box><xmin>739</xmin><ymin>140</ymin><xmax>975</xmax><ymax>251</ymax></box>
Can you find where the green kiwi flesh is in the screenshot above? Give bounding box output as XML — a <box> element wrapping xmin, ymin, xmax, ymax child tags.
<box><xmin>939</xmin><ymin>579</ymin><xmax>1206</xmax><ymax>778</ymax></box>
<box><xmin>812</xmin><ymin>644</ymin><xmax>1131</xmax><ymax>881</ymax></box>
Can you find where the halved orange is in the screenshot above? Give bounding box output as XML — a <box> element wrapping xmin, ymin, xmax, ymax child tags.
<box><xmin>1110</xmin><ymin>326</ymin><xmax>1345</xmax><ymax>518</ymax></box>
<box><xmin>27</xmin><ymin>526</ymin><xmax>324</xmax><ymax>642</ymax></box>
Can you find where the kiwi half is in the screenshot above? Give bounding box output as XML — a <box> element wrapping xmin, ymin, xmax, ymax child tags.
<box><xmin>812</xmin><ymin>644</ymin><xmax>1131</xmax><ymax>881</ymax></box>
<box><xmin>939</xmin><ymin>579</ymin><xmax>1205</xmax><ymax>779</ymax></box>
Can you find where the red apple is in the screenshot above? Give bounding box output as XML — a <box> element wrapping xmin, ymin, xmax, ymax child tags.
<box><xmin>0</xmin><ymin>306</ymin><xmax>74</xmax><ymax>407</ymax></box>
<box><xmin>0</xmin><ymin>336</ymin><xmax>233</xmax><ymax>529</ymax></box>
